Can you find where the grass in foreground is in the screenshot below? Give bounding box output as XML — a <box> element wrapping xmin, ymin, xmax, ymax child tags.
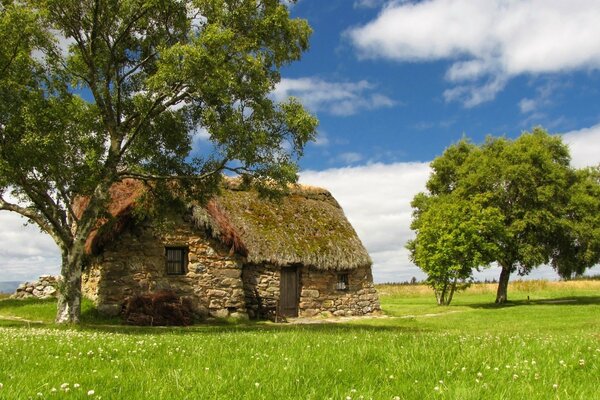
<box><xmin>0</xmin><ymin>281</ymin><xmax>598</xmax><ymax>400</ymax></box>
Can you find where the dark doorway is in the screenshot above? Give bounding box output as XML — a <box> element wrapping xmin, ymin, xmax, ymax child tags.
<box><xmin>279</xmin><ymin>266</ymin><xmax>299</xmax><ymax>317</ymax></box>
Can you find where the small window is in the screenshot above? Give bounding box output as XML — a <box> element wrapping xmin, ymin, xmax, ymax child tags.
<box><xmin>336</xmin><ymin>273</ymin><xmax>349</xmax><ymax>291</ymax></box>
<box><xmin>165</xmin><ymin>247</ymin><xmax>187</xmax><ymax>275</ymax></box>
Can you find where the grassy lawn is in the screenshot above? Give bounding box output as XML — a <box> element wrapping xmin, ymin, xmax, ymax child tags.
<box><xmin>0</xmin><ymin>281</ymin><xmax>598</xmax><ymax>399</ymax></box>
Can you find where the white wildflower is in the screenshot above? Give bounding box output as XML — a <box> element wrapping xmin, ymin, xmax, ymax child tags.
<box><xmin>88</xmin><ymin>389</ymin><xmax>95</xmax><ymax>396</ymax></box>
<box><xmin>553</xmin><ymin>384</ymin><xmax>559</xmax><ymax>390</ymax></box>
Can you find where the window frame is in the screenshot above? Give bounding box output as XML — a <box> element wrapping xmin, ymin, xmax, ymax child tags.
<box><xmin>336</xmin><ymin>272</ymin><xmax>349</xmax><ymax>291</ymax></box>
<box><xmin>165</xmin><ymin>246</ymin><xmax>188</xmax><ymax>276</ymax></box>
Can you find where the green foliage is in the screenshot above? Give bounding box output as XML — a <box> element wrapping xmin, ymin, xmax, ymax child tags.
<box><xmin>0</xmin><ymin>0</ymin><xmax>318</xmax><ymax>322</ymax></box>
<box><xmin>552</xmin><ymin>167</ymin><xmax>600</xmax><ymax>278</ymax></box>
<box><xmin>407</xmin><ymin>193</ymin><xmax>503</xmax><ymax>305</ymax></box>
<box><xmin>409</xmin><ymin>128</ymin><xmax>600</xmax><ymax>303</ymax></box>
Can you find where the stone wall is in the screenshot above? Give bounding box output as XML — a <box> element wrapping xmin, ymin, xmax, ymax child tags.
<box><xmin>83</xmin><ymin>215</ymin><xmax>247</xmax><ymax>319</ymax></box>
<box><xmin>12</xmin><ymin>275</ymin><xmax>59</xmax><ymax>299</ymax></box>
<box><xmin>299</xmin><ymin>265</ymin><xmax>380</xmax><ymax>317</ymax></box>
<box><xmin>242</xmin><ymin>263</ymin><xmax>281</xmax><ymax>319</ymax></box>
<box><xmin>242</xmin><ymin>263</ymin><xmax>380</xmax><ymax>318</ymax></box>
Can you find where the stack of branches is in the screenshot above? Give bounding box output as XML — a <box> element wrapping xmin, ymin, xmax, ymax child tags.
<box><xmin>122</xmin><ymin>291</ymin><xmax>194</xmax><ymax>326</ymax></box>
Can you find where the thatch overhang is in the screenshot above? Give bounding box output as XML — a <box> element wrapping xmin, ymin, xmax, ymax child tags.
<box><xmin>81</xmin><ymin>178</ymin><xmax>372</xmax><ymax>270</ymax></box>
<box><xmin>192</xmin><ymin>182</ymin><xmax>372</xmax><ymax>271</ymax></box>
<box><xmin>75</xmin><ymin>179</ymin><xmax>146</xmax><ymax>255</ymax></box>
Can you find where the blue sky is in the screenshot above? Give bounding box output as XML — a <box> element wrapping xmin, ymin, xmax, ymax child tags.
<box><xmin>2</xmin><ymin>0</ymin><xmax>600</xmax><ymax>283</ymax></box>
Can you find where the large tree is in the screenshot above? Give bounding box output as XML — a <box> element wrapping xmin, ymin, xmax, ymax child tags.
<box><xmin>409</xmin><ymin>128</ymin><xmax>600</xmax><ymax>304</ymax></box>
<box><xmin>0</xmin><ymin>0</ymin><xmax>317</xmax><ymax>323</ymax></box>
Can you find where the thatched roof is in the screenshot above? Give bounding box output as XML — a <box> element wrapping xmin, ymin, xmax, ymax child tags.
<box><xmin>75</xmin><ymin>179</ymin><xmax>146</xmax><ymax>255</ymax></box>
<box><xmin>83</xmin><ymin>179</ymin><xmax>371</xmax><ymax>270</ymax></box>
<box><xmin>192</xmin><ymin>182</ymin><xmax>371</xmax><ymax>270</ymax></box>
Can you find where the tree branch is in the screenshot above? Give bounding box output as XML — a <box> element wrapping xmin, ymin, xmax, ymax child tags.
<box><xmin>0</xmin><ymin>195</ymin><xmax>64</xmax><ymax>245</ymax></box>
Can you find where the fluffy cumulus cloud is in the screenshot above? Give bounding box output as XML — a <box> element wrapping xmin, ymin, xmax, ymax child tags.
<box><xmin>562</xmin><ymin>123</ymin><xmax>600</xmax><ymax>168</ymax></box>
<box><xmin>347</xmin><ymin>0</ymin><xmax>600</xmax><ymax>106</ymax></box>
<box><xmin>272</xmin><ymin>77</ymin><xmax>395</xmax><ymax>116</ymax></box>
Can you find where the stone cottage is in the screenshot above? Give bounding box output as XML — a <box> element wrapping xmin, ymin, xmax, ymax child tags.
<box><xmin>82</xmin><ymin>179</ymin><xmax>380</xmax><ymax>319</ymax></box>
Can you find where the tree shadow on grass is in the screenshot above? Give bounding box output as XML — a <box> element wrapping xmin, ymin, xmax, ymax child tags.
<box><xmin>466</xmin><ymin>296</ymin><xmax>600</xmax><ymax>309</ymax></box>
<box><xmin>1</xmin><ymin>312</ymin><xmax>427</xmax><ymax>336</ymax></box>
<box><xmin>78</xmin><ymin>320</ymin><xmax>426</xmax><ymax>336</ymax></box>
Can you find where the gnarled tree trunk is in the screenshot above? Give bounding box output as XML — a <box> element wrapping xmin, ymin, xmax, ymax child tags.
<box><xmin>495</xmin><ymin>263</ymin><xmax>512</xmax><ymax>304</ymax></box>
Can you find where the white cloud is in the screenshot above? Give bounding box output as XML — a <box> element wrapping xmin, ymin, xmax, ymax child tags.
<box><xmin>301</xmin><ymin>162</ymin><xmax>431</xmax><ymax>282</ymax></box>
<box><xmin>347</xmin><ymin>0</ymin><xmax>600</xmax><ymax>106</ymax></box>
<box><xmin>272</xmin><ymin>77</ymin><xmax>396</xmax><ymax>116</ymax></box>
<box><xmin>0</xmin><ymin>212</ymin><xmax>60</xmax><ymax>282</ymax></box>
<box><xmin>518</xmin><ymin>80</ymin><xmax>564</xmax><ymax>115</ymax></box>
<box><xmin>562</xmin><ymin>123</ymin><xmax>600</xmax><ymax>168</ymax></box>
<box><xmin>519</xmin><ymin>98</ymin><xmax>537</xmax><ymax>114</ymax></box>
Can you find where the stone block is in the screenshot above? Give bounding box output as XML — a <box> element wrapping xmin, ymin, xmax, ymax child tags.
<box><xmin>218</xmin><ymin>269</ymin><xmax>242</xmax><ymax>279</ymax></box>
<box><xmin>333</xmin><ymin>310</ymin><xmax>346</xmax><ymax>317</ymax></box>
<box><xmin>221</xmin><ymin>278</ymin><xmax>242</xmax><ymax>288</ymax></box>
<box><xmin>322</xmin><ymin>300</ymin><xmax>334</xmax><ymax>308</ymax></box>
<box><xmin>301</xmin><ymin>289</ymin><xmax>319</xmax><ymax>298</ymax></box>
<box><xmin>211</xmin><ymin>309</ymin><xmax>229</xmax><ymax>318</ymax></box>
<box><xmin>209</xmin><ymin>299</ymin><xmax>222</xmax><ymax>309</ymax></box>
<box><xmin>43</xmin><ymin>286</ymin><xmax>57</xmax><ymax>296</ymax></box>
<box><xmin>302</xmin><ymin>309</ymin><xmax>319</xmax><ymax>317</ymax></box>
<box><xmin>207</xmin><ymin>289</ymin><xmax>228</xmax><ymax>298</ymax></box>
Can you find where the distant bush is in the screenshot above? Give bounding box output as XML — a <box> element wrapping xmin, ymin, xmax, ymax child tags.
<box><xmin>122</xmin><ymin>291</ymin><xmax>194</xmax><ymax>326</ymax></box>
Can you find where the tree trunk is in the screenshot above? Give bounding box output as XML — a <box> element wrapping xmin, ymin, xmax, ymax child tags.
<box><xmin>495</xmin><ymin>264</ymin><xmax>511</xmax><ymax>304</ymax></box>
<box><xmin>446</xmin><ymin>278</ymin><xmax>457</xmax><ymax>305</ymax></box>
<box><xmin>55</xmin><ymin>246</ymin><xmax>84</xmax><ymax>324</ymax></box>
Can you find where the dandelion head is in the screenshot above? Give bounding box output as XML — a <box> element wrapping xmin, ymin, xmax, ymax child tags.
<box><xmin>553</xmin><ymin>384</ymin><xmax>559</xmax><ymax>390</ymax></box>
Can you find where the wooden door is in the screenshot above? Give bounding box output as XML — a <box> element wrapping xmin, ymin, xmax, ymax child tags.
<box><xmin>279</xmin><ymin>266</ymin><xmax>299</xmax><ymax>317</ymax></box>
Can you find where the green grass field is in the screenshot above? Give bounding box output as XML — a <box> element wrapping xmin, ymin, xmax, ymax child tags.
<box><xmin>0</xmin><ymin>281</ymin><xmax>598</xmax><ymax>399</ymax></box>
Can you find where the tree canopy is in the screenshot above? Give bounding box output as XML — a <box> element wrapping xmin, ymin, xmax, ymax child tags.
<box><xmin>408</xmin><ymin>128</ymin><xmax>600</xmax><ymax>304</ymax></box>
<box><xmin>0</xmin><ymin>0</ymin><xmax>318</xmax><ymax>323</ymax></box>
<box><xmin>407</xmin><ymin>192</ymin><xmax>503</xmax><ymax>305</ymax></box>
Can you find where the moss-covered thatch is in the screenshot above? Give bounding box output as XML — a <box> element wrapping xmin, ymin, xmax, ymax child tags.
<box><xmin>192</xmin><ymin>184</ymin><xmax>371</xmax><ymax>270</ymax></box>
<box><xmin>82</xmin><ymin>178</ymin><xmax>371</xmax><ymax>270</ymax></box>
